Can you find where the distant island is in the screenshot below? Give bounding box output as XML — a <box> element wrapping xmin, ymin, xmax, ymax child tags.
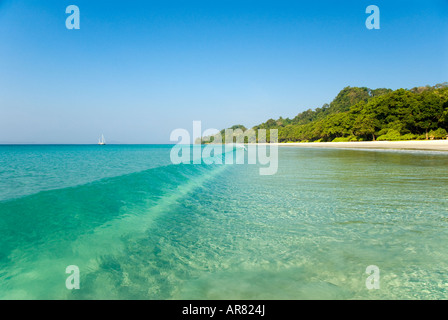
<box><xmin>199</xmin><ymin>83</ymin><xmax>448</xmax><ymax>144</ymax></box>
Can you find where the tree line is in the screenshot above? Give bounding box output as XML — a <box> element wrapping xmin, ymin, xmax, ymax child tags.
<box><xmin>202</xmin><ymin>83</ymin><xmax>448</xmax><ymax>143</ymax></box>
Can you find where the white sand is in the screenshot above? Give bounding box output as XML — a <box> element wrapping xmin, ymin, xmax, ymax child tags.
<box><xmin>270</xmin><ymin>140</ymin><xmax>448</xmax><ymax>151</ymax></box>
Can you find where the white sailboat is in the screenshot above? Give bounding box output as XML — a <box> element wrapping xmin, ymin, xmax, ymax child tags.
<box><xmin>98</xmin><ymin>134</ymin><xmax>106</xmax><ymax>145</ymax></box>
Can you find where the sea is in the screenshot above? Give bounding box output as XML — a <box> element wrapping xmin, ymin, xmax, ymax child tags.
<box><xmin>0</xmin><ymin>144</ymin><xmax>447</xmax><ymax>299</ymax></box>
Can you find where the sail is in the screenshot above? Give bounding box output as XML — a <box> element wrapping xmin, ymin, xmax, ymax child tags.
<box><xmin>98</xmin><ymin>134</ymin><xmax>106</xmax><ymax>145</ymax></box>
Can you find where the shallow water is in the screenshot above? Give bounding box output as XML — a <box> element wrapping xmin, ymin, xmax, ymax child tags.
<box><xmin>0</xmin><ymin>145</ymin><xmax>447</xmax><ymax>299</ymax></box>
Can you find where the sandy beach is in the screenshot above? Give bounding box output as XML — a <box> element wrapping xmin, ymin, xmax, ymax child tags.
<box><xmin>272</xmin><ymin>140</ymin><xmax>448</xmax><ymax>152</ymax></box>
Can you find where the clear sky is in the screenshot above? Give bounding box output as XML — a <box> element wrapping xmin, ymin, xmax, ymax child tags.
<box><xmin>0</xmin><ymin>0</ymin><xmax>447</xmax><ymax>144</ymax></box>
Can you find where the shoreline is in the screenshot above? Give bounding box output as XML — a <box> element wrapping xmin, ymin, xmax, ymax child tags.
<box><xmin>269</xmin><ymin>140</ymin><xmax>448</xmax><ymax>152</ymax></box>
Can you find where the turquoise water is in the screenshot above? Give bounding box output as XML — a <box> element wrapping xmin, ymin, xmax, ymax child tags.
<box><xmin>1</xmin><ymin>145</ymin><xmax>448</xmax><ymax>299</ymax></box>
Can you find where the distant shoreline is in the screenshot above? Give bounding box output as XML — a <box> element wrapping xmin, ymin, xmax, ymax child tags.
<box><xmin>2</xmin><ymin>141</ymin><xmax>448</xmax><ymax>152</ymax></box>
<box><xmin>268</xmin><ymin>140</ymin><xmax>448</xmax><ymax>151</ymax></box>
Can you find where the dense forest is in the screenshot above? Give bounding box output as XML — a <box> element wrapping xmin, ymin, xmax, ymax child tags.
<box><xmin>201</xmin><ymin>83</ymin><xmax>448</xmax><ymax>143</ymax></box>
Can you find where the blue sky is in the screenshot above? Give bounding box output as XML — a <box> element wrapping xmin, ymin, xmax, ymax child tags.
<box><xmin>0</xmin><ymin>0</ymin><xmax>447</xmax><ymax>143</ymax></box>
